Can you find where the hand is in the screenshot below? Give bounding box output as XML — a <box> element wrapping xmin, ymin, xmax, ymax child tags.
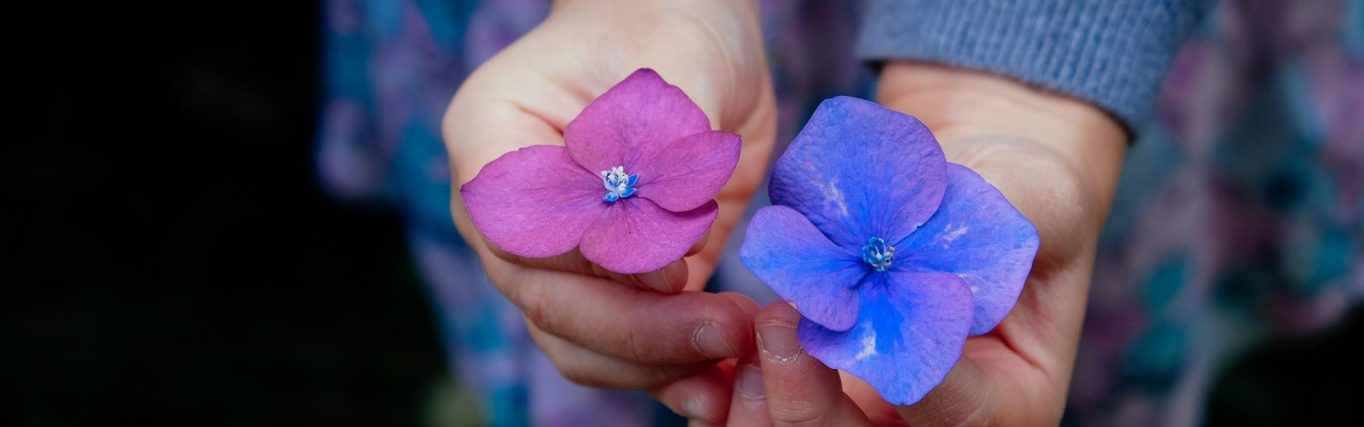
<box><xmin>442</xmin><ymin>0</ymin><xmax>777</xmax><ymax>423</ymax></box>
<box><xmin>719</xmin><ymin>61</ymin><xmax>1128</xmax><ymax>426</ymax></box>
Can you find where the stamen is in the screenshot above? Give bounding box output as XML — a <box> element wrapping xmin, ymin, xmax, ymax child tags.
<box><xmin>861</xmin><ymin>237</ymin><xmax>894</xmax><ymax>272</ymax></box>
<box><xmin>600</xmin><ymin>165</ymin><xmax>639</xmax><ymax>203</ymax></box>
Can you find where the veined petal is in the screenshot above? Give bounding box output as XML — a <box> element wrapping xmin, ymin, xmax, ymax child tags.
<box><xmin>563</xmin><ymin>69</ymin><xmax>712</xmax><ymax>175</ymax></box>
<box><xmin>798</xmin><ymin>271</ymin><xmax>973</xmax><ymax>405</ymax></box>
<box><xmin>740</xmin><ymin>206</ymin><xmax>867</xmax><ymax>332</ymax></box>
<box><xmin>897</xmin><ymin>163</ymin><xmax>1040</xmax><ymax>335</ymax></box>
<box><xmin>770</xmin><ymin>97</ymin><xmax>947</xmax><ymax>250</ymax></box>
<box><xmin>634</xmin><ymin>130</ymin><xmax>742</xmax><ymax>212</ymax></box>
<box><xmin>460</xmin><ymin>145</ymin><xmax>603</xmax><ymax>258</ymax></box>
<box><xmin>579</xmin><ymin>198</ymin><xmax>717</xmax><ymax>274</ymax></box>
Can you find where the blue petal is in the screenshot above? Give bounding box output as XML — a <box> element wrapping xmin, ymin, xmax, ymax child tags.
<box><xmin>798</xmin><ymin>271</ymin><xmax>973</xmax><ymax>405</ymax></box>
<box><xmin>603</xmin><ymin>192</ymin><xmax>619</xmax><ymax>203</ymax></box>
<box><xmin>740</xmin><ymin>206</ymin><xmax>867</xmax><ymax>331</ymax></box>
<box><xmin>897</xmin><ymin>164</ymin><xmax>1039</xmax><ymax>335</ymax></box>
<box><xmin>770</xmin><ymin>97</ymin><xmax>947</xmax><ymax>250</ymax></box>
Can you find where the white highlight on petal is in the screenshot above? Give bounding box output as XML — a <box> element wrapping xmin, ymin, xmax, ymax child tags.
<box><xmin>941</xmin><ymin>223</ymin><xmax>969</xmax><ymax>245</ymax></box>
<box><xmin>855</xmin><ymin>322</ymin><xmax>877</xmax><ymax>361</ymax></box>
<box><xmin>822</xmin><ymin>177</ymin><xmax>850</xmax><ymax>217</ymax></box>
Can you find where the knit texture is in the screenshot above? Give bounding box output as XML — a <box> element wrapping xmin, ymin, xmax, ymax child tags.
<box><xmin>859</xmin><ymin>0</ymin><xmax>1211</xmax><ymax>131</ymax></box>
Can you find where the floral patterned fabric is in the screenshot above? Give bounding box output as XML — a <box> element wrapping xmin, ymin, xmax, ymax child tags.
<box><xmin>315</xmin><ymin>0</ymin><xmax>1363</xmax><ymax>425</ymax></box>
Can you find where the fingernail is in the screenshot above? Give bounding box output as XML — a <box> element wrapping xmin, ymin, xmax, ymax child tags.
<box><xmin>680</xmin><ymin>396</ymin><xmax>708</xmax><ymax>421</ymax></box>
<box><xmin>757</xmin><ymin>322</ymin><xmax>801</xmax><ymax>363</ymax></box>
<box><xmin>692</xmin><ymin>323</ymin><xmax>736</xmax><ymax>358</ymax></box>
<box><xmin>736</xmin><ymin>365</ymin><xmax>764</xmax><ymax>401</ymax></box>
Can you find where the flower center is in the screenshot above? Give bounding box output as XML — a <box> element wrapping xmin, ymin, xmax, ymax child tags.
<box><xmin>600</xmin><ymin>165</ymin><xmax>639</xmax><ymax>203</ymax></box>
<box><xmin>861</xmin><ymin>237</ymin><xmax>895</xmax><ymax>272</ymax></box>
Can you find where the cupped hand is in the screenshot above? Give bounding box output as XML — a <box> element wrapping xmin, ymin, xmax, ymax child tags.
<box><xmin>442</xmin><ymin>0</ymin><xmax>776</xmax><ymax>423</ymax></box>
<box><xmin>719</xmin><ymin>61</ymin><xmax>1128</xmax><ymax>426</ymax></box>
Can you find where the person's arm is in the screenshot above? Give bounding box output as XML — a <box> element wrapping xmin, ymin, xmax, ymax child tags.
<box><xmin>860</xmin><ymin>0</ymin><xmax>1211</xmax><ymax>134</ymax></box>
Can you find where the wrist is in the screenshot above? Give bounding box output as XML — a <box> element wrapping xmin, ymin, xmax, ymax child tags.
<box><xmin>551</xmin><ymin>0</ymin><xmax>758</xmax><ymax>16</ymax></box>
<box><xmin>877</xmin><ymin>61</ymin><xmax>1126</xmax><ymax>157</ymax></box>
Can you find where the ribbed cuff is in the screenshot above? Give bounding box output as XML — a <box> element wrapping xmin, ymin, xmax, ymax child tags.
<box><xmin>858</xmin><ymin>0</ymin><xmax>1210</xmax><ymax>132</ymax></box>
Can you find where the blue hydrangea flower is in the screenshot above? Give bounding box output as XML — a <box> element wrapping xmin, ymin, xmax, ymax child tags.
<box><xmin>739</xmin><ymin>97</ymin><xmax>1040</xmax><ymax>404</ymax></box>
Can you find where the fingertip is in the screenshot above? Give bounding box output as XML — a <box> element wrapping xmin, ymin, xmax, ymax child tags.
<box><xmin>725</xmin><ymin>351</ymin><xmax>771</xmax><ymax>427</ymax></box>
<box><xmin>755</xmin><ymin>300</ymin><xmax>802</xmax><ymax>326</ymax></box>
<box><xmin>685</xmin><ymin>291</ymin><xmax>760</xmax><ymax>360</ymax></box>
<box><xmin>717</xmin><ymin>292</ymin><xmax>759</xmax><ymax>317</ymax></box>
<box><xmin>633</xmin><ymin>259</ymin><xmax>689</xmax><ymax>293</ymax></box>
<box><xmin>651</xmin><ymin>367</ymin><xmax>733</xmax><ymax>425</ymax></box>
<box><xmin>686</xmin><ymin>229</ymin><xmax>711</xmax><ymax>256</ymax></box>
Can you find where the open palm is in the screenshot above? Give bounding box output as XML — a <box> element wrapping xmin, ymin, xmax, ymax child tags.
<box><xmin>441</xmin><ymin>0</ymin><xmax>776</xmax><ymax>414</ymax></box>
<box><xmin>721</xmin><ymin>62</ymin><xmax>1128</xmax><ymax>427</ymax></box>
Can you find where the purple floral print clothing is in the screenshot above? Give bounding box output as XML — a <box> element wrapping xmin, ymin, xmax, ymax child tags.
<box><xmin>316</xmin><ymin>0</ymin><xmax>1363</xmax><ymax>425</ymax></box>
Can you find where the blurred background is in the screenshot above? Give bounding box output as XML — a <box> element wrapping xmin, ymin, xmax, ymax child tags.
<box><xmin>12</xmin><ymin>1</ymin><xmax>1363</xmax><ymax>426</ymax></box>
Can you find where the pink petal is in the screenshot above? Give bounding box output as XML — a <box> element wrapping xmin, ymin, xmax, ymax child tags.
<box><xmin>634</xmin><ymin>130</ymin><xmax>741</xmax><ymax>212</ymax></box>
<box><xmin>563</xmin><ymin>69</ymin><xmax>712</xmax><ymax>175</ymax></box>
<box><xmin>579</xmin><ymin>198</ymin><xmax>718</xmax><ymax>274</ymax></box>
<box><xmin>459</xmin><ymin>145</ymin><xmax>603</xmax><ymax>258</ymax></box>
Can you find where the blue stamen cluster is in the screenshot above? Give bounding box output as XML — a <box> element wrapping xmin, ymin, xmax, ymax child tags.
<box><xmin>601</xmin><ymin>166</ymin><xmax>639</xmax><ymax>203</ymax></box>
<box><xmin>861</xmin><ymin>236</ymin><xmax>895</xmax><ymax>272</ymax></box>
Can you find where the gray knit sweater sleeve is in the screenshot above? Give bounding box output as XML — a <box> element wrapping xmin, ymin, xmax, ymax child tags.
<box><xmin>858</xmin><ymin>0</ymin><xmax>1211</xmax><ymax>129</ymax></box>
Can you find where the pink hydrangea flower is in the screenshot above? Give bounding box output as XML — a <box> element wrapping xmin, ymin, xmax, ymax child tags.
<box><xmin>461</xmin><ymin>69</ymin><xmax>741</xmax><ymax>274</ymax></box>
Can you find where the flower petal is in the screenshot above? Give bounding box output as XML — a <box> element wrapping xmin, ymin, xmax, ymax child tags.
<box><xmin>798</xmin><ymin>271</ymin><xmax>973</xmax><ymax>405</ymax></box>
<box><xmin>897</xmin><ymin>164</ymin><xmax>1040</xmax><ymax>335</ymax></box>
<box><xmin>739</xmin><ymin>206</ymin><xmax>867</xmax><ymax>332</ymax></box>
<box><xmin>459</xmin><ymin>145</ymin><xmax>603</xmax><ymax>258</ymax></box>
<box><xmin>579</xmin><ymin>198</ymin><xmax>717</xmax><ymax>274</ymax></box>
<box><xmin>563</xmin><ymin>69</ymin><xmax>712</xmax><ymax>175</ymax></box>
<box><xmin>634</xmin><ymin>130</ymin><xmax>742</xmax><ymax>212</ymax></box>
<box><xmin>770</xmin><ymin>96</ymin><xmax>947</xmax><ymax>250</ymax></box>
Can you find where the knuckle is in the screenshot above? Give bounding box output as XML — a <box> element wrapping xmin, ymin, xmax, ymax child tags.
<box><xmin>619</xmin><ymin>321</ymin><xmax>650</xmax><ymax>362</ymax></box>
<box><xmin>769</xmin><ymin>400</ymin><xmax>827</xmax><ymax>427</ymax></box>
<box><xmin>614</xmin><ymin>302</ymin><xmax>668</xmax><ymax>362</ymax></box>
<box><xmin>519</xmin><ymin>284</ymin><xmax>559</xmax><ymax>331</ymax></box>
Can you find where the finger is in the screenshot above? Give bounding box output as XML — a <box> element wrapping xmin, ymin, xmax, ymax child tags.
<box><xmin>840</xmin><ymin>373</ymin><xmax>907</xmax><ymax>426</ymax></box>
<box><xmin>686</xmin><ymin>228</ymin><xmax>711</xmax><ymax>256</ymax></box>
<box><xmin>717</xmin><ymin>290</ymin><xmax>764</xmax><ymax>426</ymax></box>
<box><xmin>724</xmin><ymin>355</ymin><xmax>771</xmax><ymax>427</ymax></box>
<box><xmin>650</xmin><ymin>360</ymin><xmax>737</xmax><ymax>425</ymax></box>
<box><xmin>893</xmin><ymin>352</ymin><xmax>991</xmax><ymax>426</ymax></box>
<box><xmin>528</xmin><ymin>321</ymin><xmax>713</xmax><ymax>389</ymax></box>
<box><xmin>489</xmin><ymin>244</ymin><xmax>689</xmax><ymax>294</ymax></box>
<box><xmin>511</xmin><ymin>268</ymin><xmax>754</xmax><ymax>363</ymax></box>
<box><xmin>716</xmin><ymin>291</ymin><xmax>760</xmax><ymax>317</ymax></box>
<box><xmin>756</xmin><ymin>302</ymin><xmax>872</xmax><ymax>427</ymax></box>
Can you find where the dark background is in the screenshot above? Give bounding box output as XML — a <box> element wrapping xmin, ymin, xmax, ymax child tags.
<box><xmin>13</xmin><ymin>2</ymin><xmax>445</xmax><ymax>426</ymax></box>
<box><xmin>10</xmin><ymin>1</ymin><xmax>1362</xmax><ymax>427</ymax></box>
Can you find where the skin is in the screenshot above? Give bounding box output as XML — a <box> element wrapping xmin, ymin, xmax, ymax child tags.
<box><xmin>444</xmin><ymin>0</ymin><xmax>1128</xmax><ymax>424</ymax></box>
<box><xmin>443</xmin><ymin>0</ymin><xmax>773</xmax><ymax>421</ymax></box>
<box><xmin>722</xmin><ymin>64</ymin><xmax>1128</xmax><ymax>426</ymax></box>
